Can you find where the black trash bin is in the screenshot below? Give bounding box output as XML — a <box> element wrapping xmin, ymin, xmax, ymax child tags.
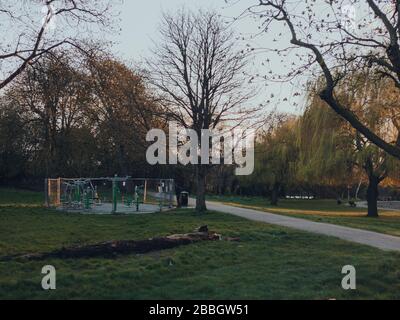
<box><xmin>180</xmin><ymin>191</ymin><xmax>189</xmax><ymax>207</ymax></box>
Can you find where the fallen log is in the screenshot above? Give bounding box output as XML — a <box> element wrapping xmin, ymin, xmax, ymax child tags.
<box><xmin>17</xmin><ymin>230</ymin><xmax>223</xmax><ymax>261</ymax></box>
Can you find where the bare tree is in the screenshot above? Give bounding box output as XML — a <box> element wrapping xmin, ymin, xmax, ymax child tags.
<box><xmin>237</xmin><ymin>0</ymin><xmax>400</xmax><ymax>160</ymax></box>
<box><xmin>0</xmin><ymin>0</ymin><xmax>118</xmax><ymax>91</ymax></box>
<box><xmin>148</xmin><ymin>9</ymin><xmax>257</xmax><ymax>212</ymax></box>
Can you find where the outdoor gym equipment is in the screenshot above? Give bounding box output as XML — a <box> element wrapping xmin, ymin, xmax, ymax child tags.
<box><xmin>45</xmin><ymin>177</ymin><xmax>175</xmax><ymax>214</ymax></box>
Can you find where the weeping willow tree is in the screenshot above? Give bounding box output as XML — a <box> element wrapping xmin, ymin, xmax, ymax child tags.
<box><xmin>244</xmin><ymin>116</ymin><xmax>299</xmax><ymax>205</ymax></box>
<box><xmin>297</xmin><ymin>88</ymin><xmax>356</xmax><ymax>194</ymax></box>
<box><xmin>301</xmin><ymin>69</ymin><xmax>400</xmax><ymax>217</ymax></box>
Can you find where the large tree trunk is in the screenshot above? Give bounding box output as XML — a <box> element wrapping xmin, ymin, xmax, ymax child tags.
<box><xmin>366</xmin><ymin>175</ymin><xmax>379</xmax><ymax>218</ymax></box>
<box><xmin>363</xmin><ymin>156</ymin><xmax>383</xmax><ymax>218</ymax></box>
<box><xmin>270</xmin><ymin>182</ymin><xmax>280</xmax><ymax>206</ymax></box>
<box><xmin>195</xmin><ymin>165</ymin><xmax>207</xmax><ymax>213</ymax></box>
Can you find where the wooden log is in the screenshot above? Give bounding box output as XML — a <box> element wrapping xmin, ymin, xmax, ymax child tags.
<box><xmin>18</xmin><ymin>231</ymin><xmax>222</xmax><ymax>261</ymax></box>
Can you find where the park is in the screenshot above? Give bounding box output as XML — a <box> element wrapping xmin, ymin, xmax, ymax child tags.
<box><xmin>2</xmin><ymin>0</ymin><xmax>400</xmax><ymax>301</ymax></box>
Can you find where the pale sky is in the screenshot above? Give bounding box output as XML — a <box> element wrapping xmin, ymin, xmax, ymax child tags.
<box><xmin>111</xmin><ymin>0</ymin><xmax>306</xmax><ymax>115</ymax></box>
<box><xmin>115</xmin><ymin>0</ymin><xmax>218</xmax><ymax>58</ymax></box>
<box><xmin>2</xmin><ymin>1</ymin><xmax>378</xmax><ymax>115</ymax></box>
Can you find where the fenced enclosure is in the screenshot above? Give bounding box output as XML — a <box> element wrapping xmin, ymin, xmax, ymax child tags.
<box><xmin>45</xmin><ymin>177</ymin><xmax>175</xmax><ymax>214</ymax></box>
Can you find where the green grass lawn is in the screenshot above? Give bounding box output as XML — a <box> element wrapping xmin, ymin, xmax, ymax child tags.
<box><xmin>1</xmin><ymin>189</ymin><xmax>400</xmax><ymax>299</ymax></box>
<box><xmin>0</xmin><ymin>188</ymin><xmax>43</xmax><ymax>206</ymax></box>
<box><xmin>207</xmin><ymin>195</ymin><xmax>400</xmax><ymax>237</ymax></box>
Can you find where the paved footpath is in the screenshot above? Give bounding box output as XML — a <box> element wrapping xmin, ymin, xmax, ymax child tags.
<box><xmin>190</xmin><ymin>198</ymin><xmax>400</xmax><ymax>252</ymax></box>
